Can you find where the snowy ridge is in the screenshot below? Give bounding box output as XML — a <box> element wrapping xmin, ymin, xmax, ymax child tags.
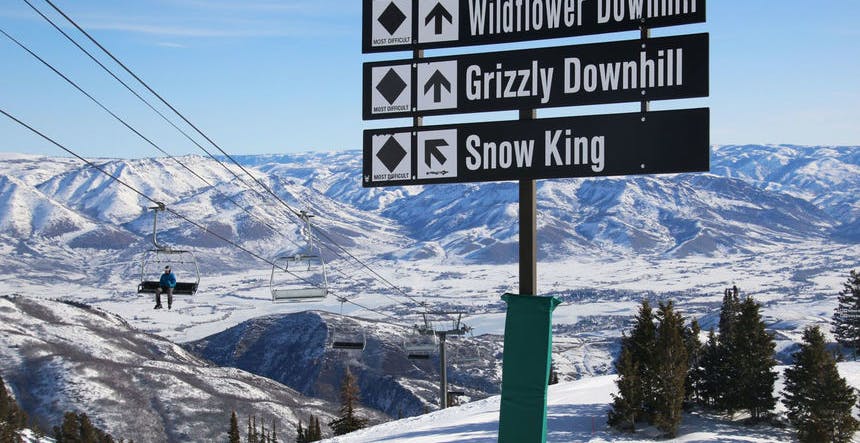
<box><xmin>184</xmin><ymin>311</ymin><xmax>502</xmax><ymax>418</ymax></box>
<box><xmin>0</xmin><ymin>296</ymin><xmax>385</xmax><ymax>442</ymax></box>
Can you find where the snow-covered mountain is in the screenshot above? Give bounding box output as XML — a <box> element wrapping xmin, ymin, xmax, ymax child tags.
<box><xmin>1</xmin><ymin>145</ymin><xmax>858</xmax><ymax>440</ymax></box>
<box><xmin>1</xmin><ymin>145</ymin><xmax>856</xmax><ymax>267</ymax></box>
<box><xmin>0</xmin><ymin>295</ymin><xmax>385</xmax><ymax>442</ymax></box>
<box><xmin>184</xmin><ymin>311</ymin><xmax>502</xmax><ymax>418</ymax></box>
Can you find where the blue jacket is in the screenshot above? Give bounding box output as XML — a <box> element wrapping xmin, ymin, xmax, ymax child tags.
<box><xmin>159</xmin><ymin>272</ymin><xmax>177</xmax><ymax>288</ymax></box>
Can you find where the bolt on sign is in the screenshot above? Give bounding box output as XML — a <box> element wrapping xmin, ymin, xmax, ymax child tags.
<box><xmin>363</xmin><ymin>0</ymin><xmax>706</xmax><ymax>53</ymax></box>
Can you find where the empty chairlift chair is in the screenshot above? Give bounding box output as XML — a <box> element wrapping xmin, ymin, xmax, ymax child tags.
<box><xmin>137</xmin><ymin>204</ymin><xmax>200</xmax><ymax>296</ymax></box>
<box><xmin>404</xmin><ymin>326</ymin><xmax>437</xmax><ymax>360</ymax></box>
<box><xmin>329</xmin><ymin>299</ymin><xmax>366</xmax><ymax>350</ymax></box>
<box><xmin>270</xmin><ymin>211</ymin><xmax>329</xmax><ymax>303</ymax></box>
<box><xmin>330</xmin><ymin>323</ymin><xmax>367</xmax><ymax>350</ymax></box>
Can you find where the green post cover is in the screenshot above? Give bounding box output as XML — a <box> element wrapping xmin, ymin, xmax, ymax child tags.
<box><xmin>497</xmin><ymin>293</ymin><xmax>561</xmax><ymax>443</ymax></box>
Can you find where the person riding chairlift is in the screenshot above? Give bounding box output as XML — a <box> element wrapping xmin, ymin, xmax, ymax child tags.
<box><xmin>154</xmin><ymin>265</ymin><xmax>176</xmax><ymax>310</ymax></box>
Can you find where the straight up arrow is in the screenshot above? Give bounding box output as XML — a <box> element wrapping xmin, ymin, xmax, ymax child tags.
<box><xmin>424</xmin><ymin>70</ymin><xmax>451</xmax><ymax>103</ymax></box>
<box><xmin>425</xmin><ymin>139</ymin><xmax>448</xmax><ymax>167</ymax></box>
<box><xmin>425</xmin><ymin>3</ymin><xmax>453</xmax><ymax>35</ymax></box>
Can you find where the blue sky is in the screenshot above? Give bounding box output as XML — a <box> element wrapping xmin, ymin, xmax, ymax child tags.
<box><xmin>0</xmin><ymin>0</ymin><xmax>858</xmax><ymax>158</ymax></box>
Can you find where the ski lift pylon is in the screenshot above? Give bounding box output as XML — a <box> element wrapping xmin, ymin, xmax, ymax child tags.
<box><xmin>270</xmin><ymin>211</ymin><xmax>328</xmax><ymax>302</ymax></box>
<box><xmin>137</xmin><ymin>204</ymin><xmax>200</xmax><ymax>295</ymax></box>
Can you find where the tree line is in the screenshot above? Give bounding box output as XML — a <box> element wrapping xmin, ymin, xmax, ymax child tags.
<box><xmin>608</xmin><ymin>273</ymin><xmax>860</xmax><ymax>442</ymax></box>
<box><xmin>228</xmin><ymin>366</ymin><xmax>369</xmax><ymax>443</ymax></box>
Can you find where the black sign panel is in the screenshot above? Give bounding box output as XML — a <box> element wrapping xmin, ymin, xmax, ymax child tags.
<box><xmin>364</xmin><ymin>33</ymin><xmax>708</xmax><ymax>120</ymax></box>
<box><xmin>363</xmin><ymin>0</ymin><xmax>706</xmax><ymax>53</ymax></box>
<box><xmin>363</xmin><ymin>108</ymin><xmax>709</xmax><ymax>187</ymax></box>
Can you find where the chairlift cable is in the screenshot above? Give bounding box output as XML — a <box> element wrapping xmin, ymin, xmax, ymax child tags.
<box><xmin>26</xmin><ymin>0</ymin><xmax>377</xmax><ymax>289</ymax></box>
<box><xmin>0</xmin><ymin>107</ymin><xmax>401</xmax><ymax>322</ymax></box>
<box><xmin>34</xmin><ymin>0</ymin><xmax>454</xmax><ymax>322</ymax></box>
<box><xmin>17</xmin><ymin>2</ymin><xmax>310</xmax><ymax>254</ymax></box>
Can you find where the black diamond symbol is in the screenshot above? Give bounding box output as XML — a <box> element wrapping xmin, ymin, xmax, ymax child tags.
<box><xmin>377</xmin><ymin>136</ymin><xmax>407</xmax><ymax>173</ymax></box>
<box><xmin>376</xmin><ymin>68</ymin><xmax>407</xmax><ymax>105</ymax></box>
<box><xmin>378</xmin><ymin>2</ymin><xmax>407</xmax><ymax>36</ymax></box>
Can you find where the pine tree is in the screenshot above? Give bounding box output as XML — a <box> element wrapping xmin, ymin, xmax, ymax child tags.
<box><xmin>607</xmin><ymin>340</ymin><xmax>640</xmax><ymax>432</ymax></box>
<box><xmin>683</xmin><ymin>318</ymin><xmax>703</xmax><ymax>405</ymax></box>
<box><xmin>717</xmin><ymin>286</ymin><xmax>742</xmax><ymax>412</ymax></box>
<box><xmin>783</xmin><ymin>326</ymin><xmax>859</xmax><ymax>443</ymax></box>
<box><xmin>628</xmin><ymin>299</ymin><xmax>657</xmax><ymax>422</ymax></box>
<box><xmin>329</xmin><ymin>367</ymin><xmax>368</xmax><ymax>435</ymax></box>
<box><xmin>697</xmin><ymin>329</ymin><xmax>721</xmax><ymax>408</ymax></box>
<box><xmin>733</xmin><ymin>297</ymin><xmax>777</xmax><ymax>420</ymax></box>
<box><xmin>0</xmin><ymin>375</ymin><xmax>26</xmax><ymax>442</ymax></box>
<box><xmin>651</xmin><ymin>301</ymin><xmax>688</xmax><ymax>437</ymax></box>
<box><xmin>548</xmin><ymin>361</ymin><xmax>559</xmax><ymax>385</ymax></box>
<box><xmin>228</xmin><ymin>411</ymin><xmax>240</xmax><ymax>443</ymax></box>
<box><xmin>311</xmin><ymin>415</ymin><xmax>322</xmax><ymax>441</ymax></box>
<box><xmin>295</xmin><ymin>419</ymin><xmax>305</xmax><ymax>443</ymax></box>
<box><xmin>55</xmin><ymin>411</ymin><xmax>80</xmax><ymax>443</ymax></box>
<box><xmin>271</xmin><ymin>419</ymin><xmax>278</xmax><ymax>443</ymax></box>
<box><xmin>832</xmin><ymin>270</ymin><xmax>860</xmax><ymax>358</ymax></box>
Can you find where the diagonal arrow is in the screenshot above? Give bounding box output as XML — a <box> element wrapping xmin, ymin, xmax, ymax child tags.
<box><xmin>425</xmin><ymin>2</ymin><xmax>453</xmax><ymax>35</ymax></box>
<box><xmin>425</xmin><ymin>139</ymin><xmax>448</xmax><ymax>168</ymax></box>
<box><xmin>424</xmin><ymin>70</ymin><xmax>451</xmax><ymax>103</ymax></box>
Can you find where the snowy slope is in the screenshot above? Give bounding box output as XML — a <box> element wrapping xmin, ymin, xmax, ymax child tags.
<box><xmin>0</xmin><ymin>295</ymin><xmax>384</xmax><ymax>443</ymax></box>
<box><xmin>184</xmin><ymin>311</ymin><xmax>502</xmax><ymax>418</ymax></box>
<box><xmin>321</xmin><ymin>362</ymin><xmax>860</xmax><ymax>443</ymax></box>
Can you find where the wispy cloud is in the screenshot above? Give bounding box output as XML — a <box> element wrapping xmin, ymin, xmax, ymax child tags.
<box><xmin>155</xmin><ymin>41</ymin><xmax>186</xmax><ymax>48</ymax></box>
<box><xmin>68</xmin><ymin>1</ymin><xmax>358</xmax><ymax>40</ymax></box>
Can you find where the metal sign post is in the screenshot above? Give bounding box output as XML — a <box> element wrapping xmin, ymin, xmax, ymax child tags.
<box><xmin>519</xmin><ymin>109</ymin><xmax>537</xmax><ymax>296</ymax></box>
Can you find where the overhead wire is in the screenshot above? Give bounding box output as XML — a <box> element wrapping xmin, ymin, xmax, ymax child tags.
<box><xmin>0</xmin><ymin>106</ymin><xmax>399</xmax><ymax>322</ymax></box>
<box><xmin>37</xmin><ymin>0</ymin><xmax>438</xmax><ymax>314</ymax></box>
<box><xmin>18</xmin><ymin>0</ymin><xmax>310</xmax><ymax>254</ymax></box>
<box><xmin>1</xmin><ymin>14</ymin><xmax>387</xmax><ymax>315</ymax></box>
<box><xmin>28</xmin><ymin>0</ymin><xmax>405</xmax><ymax>304</ymax></box>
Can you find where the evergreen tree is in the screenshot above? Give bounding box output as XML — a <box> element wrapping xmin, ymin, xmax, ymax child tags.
<box><xmin>55</xmin><ymin>411</ymin><xmax>80</xmax><ymax>442</ymax></box>
<box><xmin>295</xmin><ymin>419</ymin><xmax>305</xmax><ymax>443</ymax></box>
<box><xmin>651</xmin><ymin>301</ymin><xmax>688</xmax><ymax>437</ymax></box>
<box><xmin>607</xmin><ymin>341</ymin><xmax>640</xmax><ymax>432</ymax></box>
<box><xmin>697</xmin><ymin>329</ymin><xmax>721</xmax><ymax>408</ymax></box>
<box><xmin>548</xmin><ymin>362</ymin><xmax>559</xmax><ymax>385</ymax></box>
<box><xmin>53</xmin><ymin>411</ymin><xmax>116</xmax><ymax>443</ymax></box>
<box><xmin>228</xmin><ymin>411</ymin><xmax>240</xmax><ymax>443</ymax></box>
<box><xmin>832</xmin><ymin>270</ymin><xmax>860</xmax><ymax>358</ymax></box>
<box><xmin>0</xmin><ymin>375</ymin><xmax>26</xmax><ymax>442</ymax></box>
<box><xmin>783</xmin><ymin>326</ymin><xmax>859</xmax><ymax>443</ymax></box>
<box><xmin>329</xmin><ymin>367</ymin><xmax>368</xmax><ymax>435</ymax></box>
<box><xmin>271</xmin><ymin>419</ymin><xmax>278</xmax><ymax>443</ymax></box>
<box><xmin>716</xmin><ymin>286</ymin><xmax>742</xmax><ymax>412</ymax></box>
<box><xmin>683</xmin><ymin>318</ymin><xmax>703</xmax><ymax>405</ymax></box>
<box><xmin>311</xmin><ymin>415</ymin><xmax>322</xmax><ymax>441</ymax></box>
<box><xmin>628</xmin><ymin>299</ymin><xmax>657</xmax><ymax>422</ymax></box>
<box><xmin>248</xmin><ymin>415</ymin><xmax>258</xmax><ymax>443</ymax></box>
<box><xmin>732</xmin><ymin>297</ymin><xmax>777</xmax><ymax>420</ymax></box>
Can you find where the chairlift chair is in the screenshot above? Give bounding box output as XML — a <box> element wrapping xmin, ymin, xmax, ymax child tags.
<box><xmin>404</xmin><ymin>325</ymin><xmax>437</xmax><ymax>360</ymax></box>
<box><xmin>137</xmin><ymin>204</ymin><xmax>200</xmax><ymax>296</ymax></box>
<box><xmin>270</xmin><ymin>211</ymin><xmax>329</xmax><ymax>303</ymax></box>
<box><xmin>330</xmin><ymin>324</ymin><xmax>367</xmax><ymax>350</ymax></box>
<box><xmin>329</xmin><ymin>298</ymin><xmax>367</xmax><ymax>350</ymax></box>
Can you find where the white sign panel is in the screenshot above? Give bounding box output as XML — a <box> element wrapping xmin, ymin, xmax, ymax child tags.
<box><xmin>370</xmin><ymin>64</ymin><xmax>412</xmax><ymax>116</ymax></box>
<box><xmin>418</xmin><ymin>0</ymin><xmax>459</xmax><ymax>44</ymax></box>
<box><xmin>417</xmin><ymin>129</ymin><xmax>458</xmax><ymax>180</ymax></box>
<box><xmin>371</xmin><ymin>132</ymin><xmax>412</xmax><ymax>182</ymax></box>
<box><xmin>416</xmin><ymin>60</ymin><xmax>457</xmax><ymax>111</ymax></box>
<box><xmin>371</xmin><ymin>0</ymin><xmax>412</xmax><ymax>48</ymax></box>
